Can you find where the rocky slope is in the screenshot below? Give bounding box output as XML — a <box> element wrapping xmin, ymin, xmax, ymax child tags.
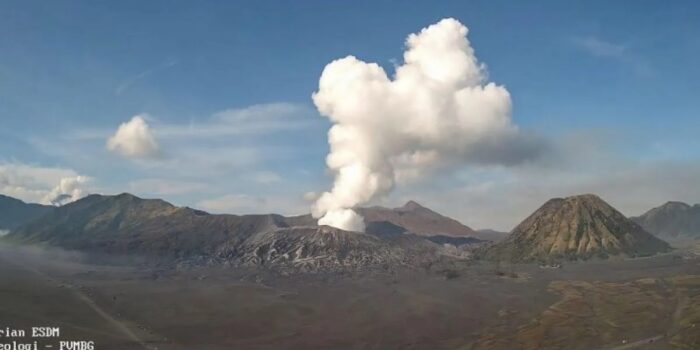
<box><xmin>211</xmin><ymin>226</ymin><xmax>446</xmax><ymax>272</ymax></box>
<box><xmin>7</xmin><ymin>193</ymin><xmax>309</xmax><ymax>257</ymax></box>
<box><xmin>481</xmin><ymin>194</ymin><xmax>671</xmax><ymax>262</ymax></box>
<box><xmin>6</xmin><ymin>193</ymin><xmax>452</xmax><ymax>271</ymax></box>
<box><xmin>0</xmin><ymin>195</ymin><xmax>52</xmax><ymax>231</ymax></box>
<box><xmin>631</xmin><ymin>201</ymin><xmax>700</xmax><ymax>238</ymax></box>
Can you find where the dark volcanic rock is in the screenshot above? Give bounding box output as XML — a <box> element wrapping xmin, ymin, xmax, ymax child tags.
<box><xmin>472</xmin><ymin>229</ymin><xmax>508</xmax><ymax>242</ymax></box>
<box><xmin>365</xmin><ymin>220</ymin><xmax>407</xmax><ymax>238</ymax></box>
<box><xmin>631</xmin><ymin>201</ymin><xmax>700</xmax><ymax>238</ymax></box>
<box><xmin>222</xmin><ymin>226</ymin><xmax>444</xmax><ymax>272</ymax></box>
<box><xmin>0</xmin><ymin>194</ymin><xmax>52</xmax><ymax>231</ymax></box>
<box><xmin>425</xmin><ymin>235</ymin><xmax>482</xmax><ymax>246</ymax></box>
<box><xmin>481</xmin><ymin>194</ymin><xmax>671</xmax><ymax>263</ymax></box>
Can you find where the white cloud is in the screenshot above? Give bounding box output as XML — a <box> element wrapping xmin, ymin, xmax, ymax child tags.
<box><xmin>0</xmin><ymin>163</ymin><xmax>91</xmax><ymax>205</ymax></box>
<box><xmin>310</xmin><ymin>18</ymin><xmax>542</xmax><ymax>231</ymax></box>
<box><xmin>42</xmin><ymin>175</ymin><xmax>91</xmax><ymax>205</ymax></box>
<box><xmin>156</xmin><ymin>103</ymin><xmax>319</xmax><ymax>139</ymax></box>
<box><xmin>106</xmin><ymin>115</ymin><xmax>161</xmax><ymax>159</ymax></box>
<box><xmin>74</xmin><ymin>103</ymin><xmax>319</xmax><ymax>141</ymax></box>
<box><xmin>41</xmin><ymin>103</ymin><xmax>317</xmax><ymax>206</ymax></box>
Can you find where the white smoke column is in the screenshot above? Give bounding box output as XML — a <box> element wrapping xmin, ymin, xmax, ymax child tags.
<box><xmin>312</xmin><ymin>18</ymin><xmax>524</xmax><ymax>232</ymax></box>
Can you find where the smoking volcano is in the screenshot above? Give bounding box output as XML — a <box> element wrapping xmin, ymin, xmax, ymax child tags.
<box><xmin>311</xmin><ymin>18</ymin><xmax>537</xmax><ymax>231</ymax></box>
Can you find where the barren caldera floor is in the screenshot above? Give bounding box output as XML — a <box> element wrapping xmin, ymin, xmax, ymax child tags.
<box><xmin>0</xmin><ymin>244</ymin><xmax>699</xmax><ymax>350</ymax></box>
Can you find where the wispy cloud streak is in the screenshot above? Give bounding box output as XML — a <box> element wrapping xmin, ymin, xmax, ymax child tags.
<box><xmin>572</xmin><ymin>36</ymin><xmax>651</xmax><ymax>76</ymax></box>
<box><xmin>115</xmin><ymin>59</ymin><xmax>177</xmax><ymax>95</ymax></box>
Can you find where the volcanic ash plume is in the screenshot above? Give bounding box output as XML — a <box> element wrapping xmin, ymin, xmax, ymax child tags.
<box><xmin>311</xmin><ymin>18</ymin><xmax>531</xmax><ymax>232</ymax></box>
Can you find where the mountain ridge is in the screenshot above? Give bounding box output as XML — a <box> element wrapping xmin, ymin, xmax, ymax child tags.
<box><xmin>481</xmin><ymin>194</ymin><xmax>671</xmax><ymax>262</ymax></box>
<box><xmin>4</xmin><ymin>193</ymin><xmax>455</xmax><ymax>271</ymax></box>
<box><xmin>0</xmin><ymin>194</ymin><xmax>53</xmax><ymax>231</ymax></box>
<box><xmin>6</xmin><ymin>192</ymin><xmax>673</xmax><ymax>270</ymax></box>
<box><xmin>631</xmin><ymin>201</ymin><xmax>700</xmax><ymax>238</ymax></box>
<box><xmin>358</xmin><ymin>200</ymin><xmax>476</xmax><ymax>238</ymax></box>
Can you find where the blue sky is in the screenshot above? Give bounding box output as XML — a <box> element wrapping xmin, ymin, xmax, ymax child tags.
<box><xmin>2</xmin><ymin>1</ymin><xmax>700</xmax><ymax>230</ymax></box>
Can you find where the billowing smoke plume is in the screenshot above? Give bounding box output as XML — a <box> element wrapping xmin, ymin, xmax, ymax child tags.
<box><xmin>0</xmin><ymin>163</ymin><xmax>91</xmax><ymax>206</ymax></box>
<box><xmin>41</xmin><ymin>175</ymin><xmax>91</xmax><ymax>206</ymax></box>
<box><xmin>311</xmin><ymin>18</ymin><xmax>538</xmax><ymax>232</ymax></box>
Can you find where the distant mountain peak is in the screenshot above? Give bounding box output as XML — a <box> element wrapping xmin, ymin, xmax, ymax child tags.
<box><xmin>482</xmin><ymin>194</ymin><xmax>670</xmax><ymax>262</ymax></box>
<box><xmin>358</xmin><ymin>200</ymin><xmax>474</xmax><ymax>237</ymax></box>
<box><xmin>661</xmin><ymin>201</ymin><xmax>691</xmax><ymax>209</ymax></box>
<box><xmin>114</xmin><ymin>192</ymin><xmax>143</xmax><ymax>201</ymax></box>
<box><xmin>400</xmin><ymin>200</ymin><xmax>426</xmax><ymax>211</ymax></box>
<box><xmin>563</xmin><ymin>193</ymin><xmax>605</xmax><ymax>204</ymax></box>
<box><xmin>79</xmin><ymin>193</ymin><xmax>144</xmax><ymax>202</ymax></box>
<box><xmin>632</xmin><ymin>200</ymin><xmax>700</xmax><ymax>238</ymax></box>
<box><xmin>0</xmin><ymin>193</ymin><xmax>19</xmax><ymax>200</ymax></box>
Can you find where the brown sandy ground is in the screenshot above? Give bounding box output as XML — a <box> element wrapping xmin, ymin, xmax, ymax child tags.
<box><xmin>0</xmin><ymin>244</ymin><xmax>698</xmax><ymax>350</ymax></box>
